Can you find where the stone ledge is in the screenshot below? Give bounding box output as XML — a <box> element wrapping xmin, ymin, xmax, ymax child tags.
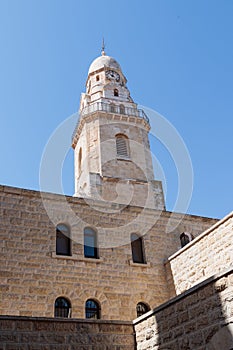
<box><xmin>0</xmin><ymin>315</ymin><xmax>133</xmax><ymax>325</ymax></box>
<box><xmin>129</xmin><ymin>260</ymin><xmax>151</xmax><ymax>267</ymax></box>
<box><xmin>0</xmin><ymin>184</ymin><xmax>218</xmax><ymax>222</ymax></box>
<box><xmin>51</xmin><ymin>252</ymin><xmax>104</xmax><ymax>263</ymax></box>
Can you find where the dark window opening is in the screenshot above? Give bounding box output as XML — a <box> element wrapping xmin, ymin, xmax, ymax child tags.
<box><xmin>56</xmin><ymin>224</ymin><xmax>71</xmax><ymax>256</ymax></box>
<box><xmin>85</xmin><ymin>299</ymin><xmax>100</xmax><ymax>319</ymax></box>
<box><xmin>78</xmin><ymin>147</ymin><xmax>82</xmax><ymax>176</ymax></box>
<box><xmin>131</xmin><ymin>233</ymin><xmax>145</xmax><ymax>264</ymax></box>
<box><xmin>114</xmin><ymin>89</ymin><xmax>119</xmax><ymax>97</ymax></box>
<box><xmin>136</xmin><ymin>302</ymin><xmax>150</xmax><ymax>317</ymax></box>
<box><xmin>110</xmin><ymin>104</ymin><xmax>115</xmax><ymax>113</ymax></box>
<box><xmin>96</xmin><ymin>75</ymin><xmax>100</xmax><ymax>81</ymax></box>
<box><xmin>180</xmin><ymin>232</ymin><xmax>192</xmax><ymax>248</ymax></box>
<box><xmin>54</xmin><ymin>297</ymin><xmax>71</xmax><ymax>318</ymax></box>
<box><xmin>120</xmin><ymin>104</ymin><xmax>125</xmax><ymax>114</ymax></box>
<box><xmin>84</xmin><ymin>227</ymin><xmax>98</xmax><ymax>258</ymax></box>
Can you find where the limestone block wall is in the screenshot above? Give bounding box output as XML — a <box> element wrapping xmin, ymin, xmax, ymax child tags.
<box><xmin>0</xmin><ymin>317</ymin><xmax>135</xmax><ymax>349</ymax></box>
<box><xmin>134</xmin><ymin>267</ymin><xmax>233</xmax><ymax>350</ymax></box>
<box><xmin>0</xmin><ymin>185</ymin><xmax>217</xmax><ymax>320</ymax></box>
<box><xmin>100</xmin><ymin>118</ymin><xmax>153</xmax><ymax>182</ymax></box>
<box><xmin>165</xmin><ymin>212</ymin><xmax>233</xmax><ymax>296</ymax></box>
<box><xmin>74</xmin><ymin>117</ymin><xmax>100</xmax><ymax>197</ymax></box>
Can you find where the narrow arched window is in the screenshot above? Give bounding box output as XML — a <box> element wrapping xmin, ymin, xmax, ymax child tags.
<box><xmin>180</xmin><ymin>232</ymin><xmax>192</xmax><ymax>248</ymax></box>
<box><xmin>114</xmin><ymin>88</ymin><xmax>119</xmax><ymax>97</ymax></box>
<box><xmin>110</xmin><ymin>103</ymin><xmax>115</xmax><ymax>113</ymax></box>
<box><xmin>85</xmin><ymin>299</ymin><xmax>100</xmax><ymax>319</ymax></box>
<box><xmin>136</xmin><ymin>302</ymin><xmax>150</xmax><ymax>318</ymax></box>
<box><xmin>96</xmin><ymin>75</ymin><xmax>100</xmax><ymax>81</ymax></box>
<box><xmin>131</xmin><ymin>233</ymin><xmax>145</xmax><ymax>264</ymax></box>
<box><xmin>119</xmin><ymin>104</ymin><xmax>125</xmax><ymax>114</ymax></box>
<box><xmin>115</xmin><ymin>134</ymin><xmax>129</xmax><ymax>158</ymax></box>
<box><xmin>54</xmin><ymin>297</ymin><xmax>71</xmax><ymax>318</ymax></box>
<box><xmin>56</xmin><ymin>224</ymin><xmax>71</xmax><ymax>256</ymax></box>
<box><xmin>84</xmin><ymin>227</ymin><xmax>98</xmax><ymax>258</ymax></box>
<box><xmin>78</xmin><ymin>148</ymin><xmax>82</xmax><ymax>176</ymax></box>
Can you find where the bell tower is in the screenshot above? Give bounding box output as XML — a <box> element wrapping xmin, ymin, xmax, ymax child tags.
<box><xmin>72</xmin><ymin>50</ymin><xmax>165</xmax><ymax>209</ymax></box>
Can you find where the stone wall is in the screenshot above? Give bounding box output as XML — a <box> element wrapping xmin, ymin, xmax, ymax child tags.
<box><xmin>0</xmin><ymin>317</ymin><xmax>135</xmax><ymax>349</ymax></box>
<box><xmin>0</xmin><ymin>185</ymin><xmax>217</xmax><ymax>320</ymax></box>
<box><xmin>134</xmin><ymin>267</ymin><xmax>233</xmax><ymax>350</ymax></box>
<box><xmin>165</xmin><ymin>212</ymin><xmax>233</xmax><ymax>296</ymax></box>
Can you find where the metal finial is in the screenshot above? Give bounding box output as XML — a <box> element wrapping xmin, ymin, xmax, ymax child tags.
<box><xmin>101</xmin><ymin>38</ymin><xmax>106</xmax><ymax>56</ymax></box>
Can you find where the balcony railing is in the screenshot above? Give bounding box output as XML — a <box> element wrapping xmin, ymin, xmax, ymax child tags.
<box><xmin>80</xmin><ymin>102</ymin><xmax>149</xmax><ymax>123</ymax></box>
<box><xmin>72</xmin><ymin>102</ymin><xmax>150</xmax><ymax>142</ymax></box>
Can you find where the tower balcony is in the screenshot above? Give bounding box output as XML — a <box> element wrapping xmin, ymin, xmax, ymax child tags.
<box><xmin>80</xmin><ymin>102</ymin><xmax>149</xmax><ymax>124</ymax></box>
<box><xmin>72</xmin><ymin>102</ymin><xmax>150</xmax><ymax>147</ymax></box>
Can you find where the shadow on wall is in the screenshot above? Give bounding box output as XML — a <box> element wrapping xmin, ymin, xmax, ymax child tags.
<box><xmin>133</xmin><ymin>267</ymin><xmax>233</xmax><ymax>349</ymax></box>
<box><xmin>207</xmin><ymin>323</ymin><xmax>233</xmax><ymax>350</ymax></box>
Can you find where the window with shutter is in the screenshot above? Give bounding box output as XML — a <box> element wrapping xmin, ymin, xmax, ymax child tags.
<box><xmin>116</xmin><ymin>134</ymin><xmax>129</xmax><ymax>158</ymax></box>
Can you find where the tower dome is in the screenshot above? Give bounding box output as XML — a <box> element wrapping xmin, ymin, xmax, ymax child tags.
<box><xmin>88</xmin><ymin>54</ymin><xmax>122</xmax><ymax>75</ymax></box>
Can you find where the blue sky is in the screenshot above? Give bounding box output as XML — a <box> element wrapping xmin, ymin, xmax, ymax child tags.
<box><xmin>0</xmin><ymin>0</ymin><xmax>232</xmax><ymax>219</ymax></box>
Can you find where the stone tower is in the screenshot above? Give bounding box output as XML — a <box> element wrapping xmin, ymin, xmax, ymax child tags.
<box><xmin>72</xmin><ymin>50</ymin><xmax>165</xmax><ymax>209</ymax></box>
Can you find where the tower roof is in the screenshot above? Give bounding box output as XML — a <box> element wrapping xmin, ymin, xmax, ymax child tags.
<box><xmin>88</xmin><ymin>54</ymin><xmax>122</xmax><ymax>75</ymax></box>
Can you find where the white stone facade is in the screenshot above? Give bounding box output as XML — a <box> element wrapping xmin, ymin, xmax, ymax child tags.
<box><xmin>72</xmin><ymin>52</ymin><xmax>165</xmax><ymax>209</ymax></box>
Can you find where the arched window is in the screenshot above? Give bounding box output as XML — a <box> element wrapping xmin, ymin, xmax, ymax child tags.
<box><xmin>136</xmin><ymin>302</ymin><xmax>150</xmax><ymax>318</ymax></box>
<box><xmin>180</xmin><ymin>232</ymin><xmax>192</xmax><ymax>248</ymax></box>
<box><xmin>84</xmin><ymin>227</ymin><xmax>98</xmax><ymax>259</ymax></box>
<box><xmin>114</xmin><ymin>88</ymin><xmax>119</xmax><ymax>97</ymax></box>
<box><xmin>115</xmin><ymin>134</ymin><xmax>129</xmax><ymax>158</ymax></box>
<box><xmin>131</xmin><ymin>233</ymin><xmax>145</xmax><ymax>264</ymax></box>
<box><xmin>85</xmin><ymin>299</ymin><xmax>100</xmax><ymax>319</ymax></box>
<box><xmin>96</xmin><ymin>75</ymin><xmax>100</xmax><ymax>81</ymax></box>
<box><xmin>119</xmin><ymin>104</ymin><xmax>125</xmax><ymax>114</ymax></box>
<box><xmin>110</xmin><ymin>103</ymin><xmax>115</xmax><ymax>113</ymax></box>
<box><xmin>78</xmin><ymin>148</ymin><xmax>82</xmax><ymax>176</ymax></box>
<box><xmin>56</xmin><ymin>224</ymin><xmax>71</xmax><ymax>256</ymax></box>
<box><xmin>54</xmin><ymin>297</ymin><xmax>71</xmax><ymax>318</ymax></box>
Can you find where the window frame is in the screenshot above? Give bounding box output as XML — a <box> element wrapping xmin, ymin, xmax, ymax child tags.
<box><xmin>180</xmin><ymin>232</ymin><xmax>193</xmax><ymax>248</ymax></box>
<box><xmin>119</xmin><ymin>104</ymin><xmax>125</xmax><ymax>114</ymax></box>
<box><xmin>56</xmin><ymin>224</ymin><xmax>71</xmax><ymax>256</ymax></box>
<box><xmin>85</xmin><ymin>299</ymin><xmax>101</xmax><ymax>319</ymax></box>
<box><xmin>115</xmin><ymin>134</ymin><xmax>130</xmax><ymax>159</ymax></box>
<box><xmin>114</xmin><ymin>88</ymin><xmax>119</xmax><ymax>97</ymax></box>
<box><xmin>131</xmin><ymin>233</ymin><xmax>145</xmax><ymax>264</ymax></box>
<box><xmin>136</xmin><ymin>302</ymin><xmax>150</xmax><ymax>318</ymax></box>
<box><xmin>54</xmin><ymin>297</ymin><xmax>71</xmax><ymax>318</ymax></box>
<box><xmin>84</xmin><ymin>227</ymin><xmax>98</xmax><ymax>259</ymax></box>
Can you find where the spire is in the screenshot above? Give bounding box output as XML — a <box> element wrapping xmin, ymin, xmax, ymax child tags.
<box><xmin>101</xmin><ymin>38</ymin><xmax>106</xmax><ymax>56</ymax></box>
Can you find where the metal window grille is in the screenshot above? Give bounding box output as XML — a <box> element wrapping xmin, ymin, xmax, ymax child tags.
<box><xmin>54</xmin><ymin>297</ymin><xmax>71</xmax><ymax>318</ymax></box>
<box><xmin>85</xmin><ymin>299</ymin><xmax>100</xmax><ymax>319</ymax></box>
<box><xmin>136</xmin><ymin>303</ymin><xmax>149</xmax><ymax>317</ymax></box>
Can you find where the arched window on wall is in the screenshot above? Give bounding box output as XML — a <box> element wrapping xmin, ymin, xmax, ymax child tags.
<box><xmin>78</xmin><ymin>148</ymin><xmax>82</xmax><ymax>176</ymax></box>
<box><xmin>115</xmin><ymin>134</ymin><xmax>129</xmax><ymax>158</ymax></box>
<box><xmin>136</xmin><ymin>302</ymin><xmax>150</xmax><ymax>318</ymax></box>
<box><xmin>56</xmin><ymin>224</ymin><xmax>71</xmax><ymax>256</ymax></box>
<box><xmin>110</xmin><ymin>103</ymin><xmax>115</xmax><ymax>113</ymax></box>
<box><xmin>114</xmin><ymin>88</ymin><xmax>119</xmax><ymax>96</ymax></box>
<box><xmin>119</xmin><ymin>104</ymin><xmax>125</xmax><ymax>114</ymax></box>
<box><xmin>131</xmin><ymin>233</ymin><xmax>145</xmax><ymax>264</ymax></box>
<box><xmin>180</xmin><ymin>232</ymin><xmax>193</xmax><ymax>248</ymax></box>
<box><xmin>54</xmin><ymin>297</ymin><xmax>71</xmax><ymax>318</ymax></box>
<box><xmin>84</xmin><ymin>227</ymin><xmax>98</xmax><ymax>259</ymax></box>
<box><xmin>85</xmin><ymin>299</ymin><xmax>100</xmax><ymax>319</ymax></box>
